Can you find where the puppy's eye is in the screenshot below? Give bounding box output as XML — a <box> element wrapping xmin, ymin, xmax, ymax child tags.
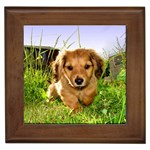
<box><xmin>84</xmin><ymin>64</ymin><xmax>90</xmax><ymax>69</ymax></box>
<box><xmin>67</xmin><ymin>66</ymin><xmax>73</xmax><ymax>71</ymax></box>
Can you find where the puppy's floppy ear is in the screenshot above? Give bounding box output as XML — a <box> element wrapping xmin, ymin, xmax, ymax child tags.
<box><xmin>89</xmin><ymin>49</ymin><xmax>104</xmax><ymax>79</ymax></box>
<box><xmin>52</xmin><ymin>51</ymin><xmax>66</xmax><ymax>82</ymax></box>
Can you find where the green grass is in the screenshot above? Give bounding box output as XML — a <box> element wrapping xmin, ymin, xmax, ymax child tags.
<box><xmin>24</xmin><ymin>69</ymin><xmax>48</xmax><ymax>105</ymax></box>
<box><xmin>24</xmin><ymin>27</ymin><xmax>126</xmax><ymax>124</ymax></box>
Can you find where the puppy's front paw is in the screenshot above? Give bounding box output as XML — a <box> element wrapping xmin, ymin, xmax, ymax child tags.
<box><xmin>69</xmin><ymin>104</ymin><xmax>83</xmax><ymax>114</ymax></box>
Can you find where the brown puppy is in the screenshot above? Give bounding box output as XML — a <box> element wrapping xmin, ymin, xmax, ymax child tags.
<box><xmin>47</xmin><ymin>49</ymin><xmax>104</xmax><ymax>110</ymax></box>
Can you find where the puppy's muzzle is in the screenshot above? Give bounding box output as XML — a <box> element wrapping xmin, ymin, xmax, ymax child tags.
<box><xmin>75</xmin><ymin>77</ymin><xmax>84</xmax><ymax>85</ymax></box>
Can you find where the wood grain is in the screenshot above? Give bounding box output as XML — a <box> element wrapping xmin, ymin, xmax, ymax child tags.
<box><xmin>5</xmin><ymin>7</ymin><xmax>145</xmax><ymax>143</ymax></box>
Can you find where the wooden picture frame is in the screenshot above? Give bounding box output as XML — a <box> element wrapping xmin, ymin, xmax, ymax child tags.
<box><xmin>5</xmin><ymin>7</ymin><xmax>145</xmax><ymax>143</ymax></box>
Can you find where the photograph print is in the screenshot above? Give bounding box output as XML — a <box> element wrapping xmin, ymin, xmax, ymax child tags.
<box><xmin>23</xmin><ymin>25</ymin><xmax>126</xmax><ymax>124</ymax></box>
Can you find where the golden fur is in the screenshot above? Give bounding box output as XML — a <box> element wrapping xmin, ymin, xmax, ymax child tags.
<box><xmin>47</xmin><ymin>48</ymin><xmax>104</xmax><ymax>110</ymax></box>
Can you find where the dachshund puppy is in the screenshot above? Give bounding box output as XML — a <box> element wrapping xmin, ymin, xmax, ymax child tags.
<box><xmin>47</xmin><ymin>49</ymin><xmax>104</xmax><ymax>110</ymax></box>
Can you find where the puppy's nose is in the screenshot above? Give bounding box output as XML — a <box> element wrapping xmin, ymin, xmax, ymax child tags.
<box><xmin>75</xmin><ymin>77</ymin><xmax>84</xmax><ymax>85</ymax></box>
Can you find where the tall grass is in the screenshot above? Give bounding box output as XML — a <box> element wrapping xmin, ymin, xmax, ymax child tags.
<box><xmin>24</xmin><ymin>27</ymin><xmax>126</xmax><ymax>124</ymax></box>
